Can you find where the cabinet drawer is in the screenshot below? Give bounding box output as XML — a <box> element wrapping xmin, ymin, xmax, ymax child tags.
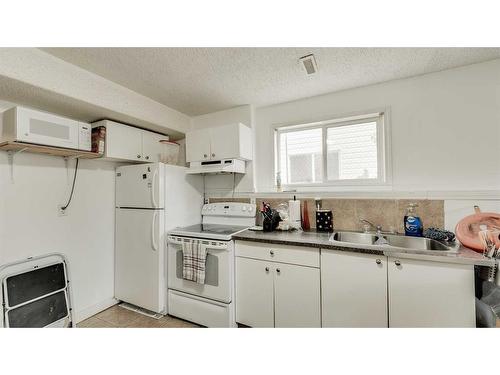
<box><xmin>235</xmin><ymin>241</ymin><xmax>319</xmax><ymax>268</ymax></box>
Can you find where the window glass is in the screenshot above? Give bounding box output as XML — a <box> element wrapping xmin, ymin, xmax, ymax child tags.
<box><xmin>279</xmin><ymin>128</ymin><xmax>322</xmax><ymax>184</ymax></box>
<box><xmin>276</xmin><ymin>114</ymin><xmax>383</xmax><ymax>186</ymax></box>
<box><xmin>326</xmin><ymin>121</ymin><xmax>378</xmax><ymax>180</ymax></box>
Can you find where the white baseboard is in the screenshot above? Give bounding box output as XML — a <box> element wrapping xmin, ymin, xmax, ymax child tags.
<box><xmin>74</xmin><ymin>297</ymin><xmax>119</xmax><ymax>323</ymax></box>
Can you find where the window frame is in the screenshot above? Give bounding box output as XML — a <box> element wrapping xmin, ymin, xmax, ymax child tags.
<box><xmin>274</xmin><ymin>111</ymin><xmax>389</xmax><ymax>189</ymax></box>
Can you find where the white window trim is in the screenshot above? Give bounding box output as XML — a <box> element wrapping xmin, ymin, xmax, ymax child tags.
<box><xmin>273</xmin><ymin>109</ymin><xmax>392</xmax><ymax>190</ymax></box>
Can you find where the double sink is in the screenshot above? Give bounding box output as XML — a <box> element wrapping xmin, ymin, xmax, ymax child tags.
<box><xmin>329</xmin><ymin>231</ymin><xmax>459</xmax><ymax>253</ymax></box>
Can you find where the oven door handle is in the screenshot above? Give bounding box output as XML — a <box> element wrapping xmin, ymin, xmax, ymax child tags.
<box><xmin>167</xmin><ymin>236</ymin><xmax>228</xmax><ymax>250</ymax></box>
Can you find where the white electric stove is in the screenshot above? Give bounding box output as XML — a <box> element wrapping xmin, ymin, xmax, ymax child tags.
<box><xmin>167</xmin><ymin>202</ymin><xmax>256</xmax><ymax>327</ymax></box>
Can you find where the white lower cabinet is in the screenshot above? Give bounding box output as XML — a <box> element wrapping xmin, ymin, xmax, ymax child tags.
<box><xmin>321</xmin><ymin>250</ymin><xmax>388</xmax><ymax>327</ymax></box>
<box><xmin>388</xmin><ymin>257</ymin><xmax>476</xmax><ymax>328</ymax></box>
<box><xmin>235</xmin><ymin>241</ymin><xmax>476</xmax><ymax>328</ymax></box>
<box><xmin>235</xmin><ymin>242</ymin><xmax>321</xmax><ymax>327</ymax></box>
<box><xmin>274</xmin><ymin>262</ymin><xmax>321</xmax><ymax>327</ymax></box>
<box><xmin>235</xmin><ymin>257</ymin><xmax>274</xmax><ymax>327</ymax></box>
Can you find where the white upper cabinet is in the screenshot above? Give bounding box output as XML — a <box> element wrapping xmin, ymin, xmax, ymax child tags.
<box><xmin>103</xmin><ymin>120</ymin><xmax>143</xmax><ymax>161</ymax></box>
<box><xmin>142</xmin><ymin>131</ymin><xmax>166</xmax><ymax>163</ymax></box>
<box><xmin>185</xmin><ymin>128</ymin><xmax>211</xmax><ymax>162</ymax></box>
<box><xmin>92</xmin><ymin>120</ymin><xmax>169</xmax><ymax>162</ymax></box>
<box><xmin>186</xmin><ymin>123</ymin><xmax>252</xmax><ymax>162</ymax></box>
<box><xmin>388</xmin><ymin>257</ymin><xmax>475</xmax><ymax>328</ymax></box>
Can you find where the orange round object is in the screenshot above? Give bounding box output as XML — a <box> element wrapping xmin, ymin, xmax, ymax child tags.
<box><xmin>455</xmin><ymin>211</ymin><xmax>500</xmax><ymax>252</ymax></box>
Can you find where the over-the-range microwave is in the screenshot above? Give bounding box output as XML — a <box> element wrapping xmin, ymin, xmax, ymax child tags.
<box><xmin>1</xmin><ymin>106</ymin><xmax>91</xmax><ymax>151</ymax></box>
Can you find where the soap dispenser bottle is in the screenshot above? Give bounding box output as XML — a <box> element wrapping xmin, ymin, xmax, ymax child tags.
<box><xmin>404</xmin><ymin>203</ymin><xmax>423</xmax><ymax>237</ymax></box>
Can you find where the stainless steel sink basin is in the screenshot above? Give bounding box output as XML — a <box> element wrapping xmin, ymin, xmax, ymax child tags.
<box><xmin>385</xmin><ymin>235</ymin><xmax>451</xmax><ymax>251</ymax></box>
<box><xmin>331</xmin><ymin>231</ymin><xmax>378</xmax><ymax>245</ymax></box>
<box><xmin>330</xmin><ymin>231</ymin><xmax>457</xmax><ymax>252</ymax></box>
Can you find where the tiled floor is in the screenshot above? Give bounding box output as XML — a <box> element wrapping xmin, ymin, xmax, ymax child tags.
<box><xmin>77</xmin><ymin>305</ymin><xmax>201</xmax><ymax>328</ymax></box>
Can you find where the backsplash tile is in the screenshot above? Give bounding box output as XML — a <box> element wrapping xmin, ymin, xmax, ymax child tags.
<box><xmin>354</xmin><ymin>199</ymin><xmax>398</xmax><ymax>233</ymax></box>
<box><xmin>396</xmin><ymin>199</ymin><xmax>444</xmax><ymax>233</ymax></box>
<box><xmin>208</xmin><ymin>196</ymin><xmax>445</xmax><ymax>234</ymax></box>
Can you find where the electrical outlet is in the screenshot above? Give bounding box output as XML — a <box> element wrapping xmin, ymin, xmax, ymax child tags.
<box><xmin>58</xmin><ymin>205</ymin><xmax>67</xmax><ymax>216</ymax></box>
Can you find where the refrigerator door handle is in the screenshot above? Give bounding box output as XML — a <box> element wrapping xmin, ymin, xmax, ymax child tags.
<box><xmin>151</xmin><ymin>167</ymin><xmax>158</xmax><ymax>208</ymax></box>
<box><xmin>151</xmin><ymin>211</ymin><xmax>159</xmax><ymax>251</ymax></box>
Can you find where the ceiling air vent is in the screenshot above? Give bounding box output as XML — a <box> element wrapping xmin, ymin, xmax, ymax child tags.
<box><xmin>299</xmin><ymin>54</ymin><xmax>318</xmax><ymax>75</ymax></box>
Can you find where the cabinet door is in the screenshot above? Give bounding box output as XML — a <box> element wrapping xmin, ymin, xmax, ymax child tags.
<box><xmin>185</xmin><ymin>128</ymin><xmax>211</xmax><ymax>162</ymax></box>
<box><xmin>106</xmin><ymin>122</ymin><xmax>143</xmax><ymax>161</ymax></box>
<box><xmin>321</xmin><ymin>251</ymin><xmax>388</xmax><ymax>327</ymax></box>
<box><xmin>235</xmin><ymin>257</ymin><xmax>274</xmax><ymax>327</ymax></box>
<box><xmin>209</xmin><ymin>124</ymin><xmax>240</xmax><ymax>160</ymax></box>
<box><xmin>388</xmin><ymin>257</ymin><xmax>475</xmax><ymax>327</ymax></box>
<box><xmin>274</xmin><ymin>263</ymin><xmax>321</xmax><ymax>327</ymax></box>
<box><xmin>142</xmin><ymin>131</ymin><xmax>167</xmax><ymax>162</ymax></box>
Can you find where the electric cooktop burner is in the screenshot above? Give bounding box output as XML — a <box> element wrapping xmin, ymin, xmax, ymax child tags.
<box><xmin>169</xmin><ymin>224</ymin><xmax>249</xmax><ymax>241</ymax></box>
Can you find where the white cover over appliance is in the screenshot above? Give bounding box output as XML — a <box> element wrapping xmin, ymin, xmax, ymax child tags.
<box><xmin>167</xmin><ymin>202</ymin><xmax>256</xmax><ymax>327</ymax></box>
<box><xmin>185</xmin><ymin>159</ymin><xmax>246</xmax><ymax>174</ymax></box>
<box><xmin>2</xmin><ymin>106</ymin><xmax>91</xmax><ymax>151</ymax></box>
<box><xmin>115</xmin><ymin>163</ymin><xmax>203</xmax><ymax>314</ymax></box>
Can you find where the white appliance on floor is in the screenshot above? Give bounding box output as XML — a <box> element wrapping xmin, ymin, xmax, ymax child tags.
<box><xmin>115</xmin><ymin>162</ymin><xmax>203</xmax><ymax>314</ymax></box>
<box><xmin>167</xmin><ymin>202</ymin><xmax>256</xmax><ymax>327</ymax></box>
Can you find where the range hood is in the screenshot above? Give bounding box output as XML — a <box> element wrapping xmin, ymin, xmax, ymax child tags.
<box><xmin>186</xmin><ymin>159</ymin><xmax>246</xmax><ymax>174</ymax></box>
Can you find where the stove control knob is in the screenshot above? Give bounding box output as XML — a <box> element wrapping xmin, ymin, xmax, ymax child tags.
<box><xmin>242</xmin><ymin>206</ymin><xmax>247</xmax><ymax>211</ymax></box>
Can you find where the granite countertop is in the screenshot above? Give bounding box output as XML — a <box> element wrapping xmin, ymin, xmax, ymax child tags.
<box><xmin>232</xmin><ymin>229</ymin><xmax>496</xmax><ymax>267</ymax></box>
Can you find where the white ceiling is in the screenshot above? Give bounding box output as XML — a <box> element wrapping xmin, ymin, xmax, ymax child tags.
<box><xmin>41</xmin><ymin>48</ymin><xmax>500</xmax><ymax>116</ymax></box>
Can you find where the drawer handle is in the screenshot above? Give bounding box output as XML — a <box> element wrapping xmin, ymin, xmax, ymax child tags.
<box><xmin>269</xmin><ymin>250</ymin><xmax>274</xmax><ymax>256</ymax></box>
<box><xmin>394</xmin><ymin>260</ymin><xmax>401</xmax><ymax>266</ymax></box>
<box><xmin>265</xmin><ymin>267</ymin><xmax>269</xmax><ymax>272</ymax></box>
<box><xmin>376</xmin><ymin>259</ymin><xmax>382</xmax><ymax>265</ymax></box>
<box><xmin>276</xmin><ymin>268</ymin><xmax>281</xmax><ymax>274</ymax></box>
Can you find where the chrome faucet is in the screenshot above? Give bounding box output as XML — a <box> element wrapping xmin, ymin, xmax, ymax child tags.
<box><xmin>359</xmin><ymin>218</ymin><xmax>391</xmax><ymax>245</ymax></box>
<box><xmin>359</xmin><ymin>219</ymin><xmax>383</xmax><ymax>235</ymax></box>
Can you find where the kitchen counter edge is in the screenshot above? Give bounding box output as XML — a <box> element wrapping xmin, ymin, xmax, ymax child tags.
<box><xmin>232</xmin><ymin>230</ymin><xmax>495</xmax><ymax>267</ymax></box>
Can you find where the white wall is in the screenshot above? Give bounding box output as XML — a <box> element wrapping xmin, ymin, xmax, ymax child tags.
<box><xmin>0</xmin><ymin>154</ymin><xmax>117</xmax><ymax>322</ymax></box>
<box><xmin>254</xmin><ymin>58</ymin><xmax>500</xmax><ymax>194</ymax></box>
<box><xmin>191</xmin><ymin>105</ymin><xmax>256</xmax><ymax>196</ymax></box>
<box><xmin>0</xmin><ymin>103</ymin><xmax>117</xmax><ymax>322</ymax></box>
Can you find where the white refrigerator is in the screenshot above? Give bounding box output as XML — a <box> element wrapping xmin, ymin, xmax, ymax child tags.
<box><xmin>115</xmin><ymin>162</ymin><xmax>203</xmax><ymax>314</ymax></box>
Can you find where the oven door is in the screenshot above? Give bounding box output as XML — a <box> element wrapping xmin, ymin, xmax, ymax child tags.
<box><xmin>167</xmin><ymin>236</ymin><xmax>232</xmax><ymax>303</ymax></box>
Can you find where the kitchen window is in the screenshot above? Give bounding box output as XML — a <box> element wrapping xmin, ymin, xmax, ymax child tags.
<box><xmin>275</xmin><ymin>112</ymin><xmax>387</xmax><ymax>187</ymax></box>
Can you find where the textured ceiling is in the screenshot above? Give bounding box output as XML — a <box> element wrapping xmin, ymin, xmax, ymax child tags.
<box><xmin>41</xmin><ymin>48</ymin><xmax>500</xmax><ymax>116</ymax></box>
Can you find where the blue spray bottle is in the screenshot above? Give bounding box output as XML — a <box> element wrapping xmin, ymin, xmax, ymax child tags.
<box><xmin>404</xmin><ymin>203</ymin><xmax>423</xmax><ymax>237</ymax></box>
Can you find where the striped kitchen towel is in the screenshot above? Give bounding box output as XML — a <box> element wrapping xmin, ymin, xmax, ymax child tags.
<box><xmin>182</xmin><ymin>240</ymin><xmax>207</xmax><ymax>284</ymax></box>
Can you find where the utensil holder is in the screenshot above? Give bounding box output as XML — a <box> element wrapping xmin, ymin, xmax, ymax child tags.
<box><xmin>316</xmin><ymin>209</ymin><xmax>333</xmax><ymax>232</ymax></box>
